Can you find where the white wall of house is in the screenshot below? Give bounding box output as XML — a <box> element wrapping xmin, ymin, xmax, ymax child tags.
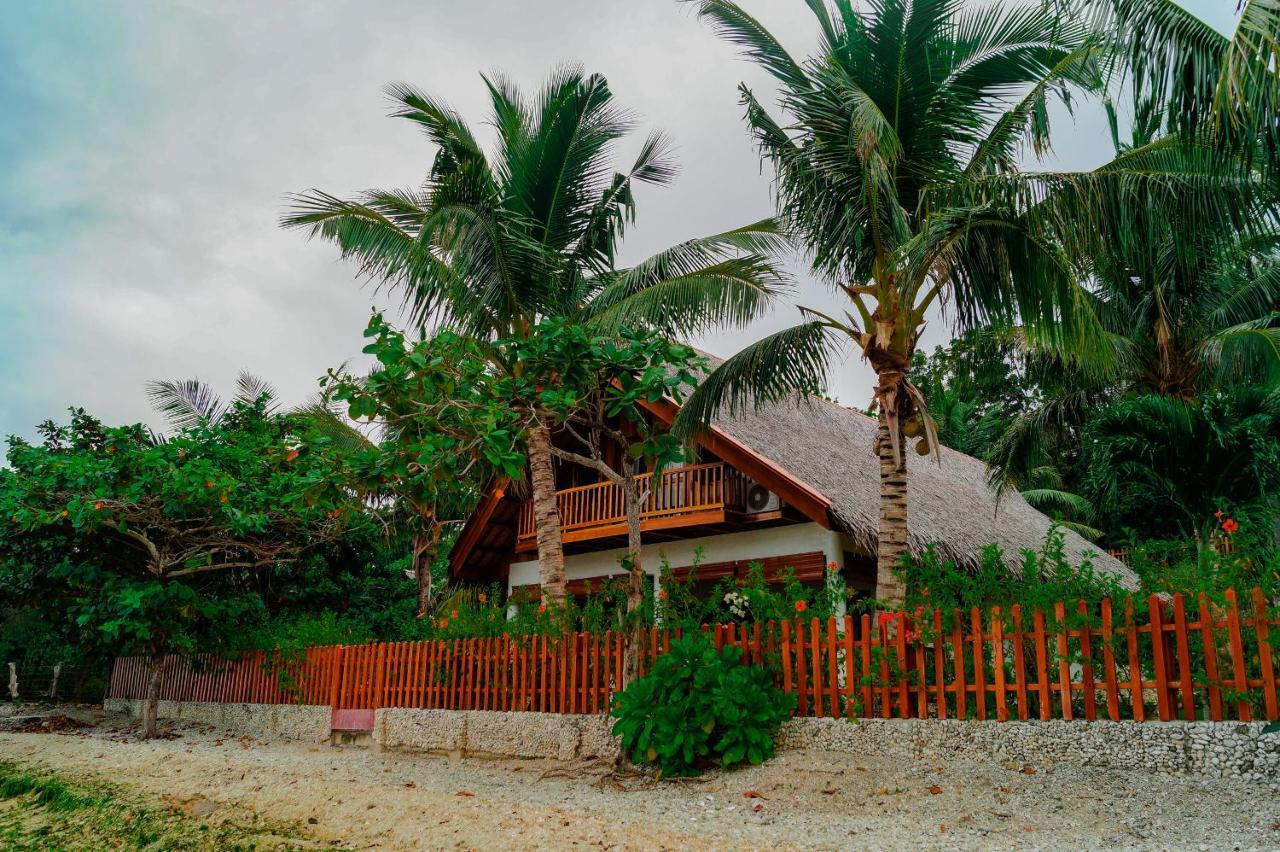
<box><xmin>505</xmin><ymin>522</ymin><xmax>848</xmax><ymax>596</ymax></box>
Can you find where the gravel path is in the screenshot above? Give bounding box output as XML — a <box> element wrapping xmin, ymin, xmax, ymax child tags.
<box><xmin>2</xmin><ymin>709</ymin><xmax>1278</xmax><ymax>849</ymax></box>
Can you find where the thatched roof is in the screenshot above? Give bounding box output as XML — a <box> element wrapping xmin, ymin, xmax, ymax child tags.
<box><xmin>700</xmin><ymin>369</ymin><xmax>1140</xmax><ymax>590</ymax></box>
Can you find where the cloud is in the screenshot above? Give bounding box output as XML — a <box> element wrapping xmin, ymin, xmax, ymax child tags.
<box><xmin>0</xmin><ymin>0</ymin><xmax>1231</xmax><ymax>444</ymax></box>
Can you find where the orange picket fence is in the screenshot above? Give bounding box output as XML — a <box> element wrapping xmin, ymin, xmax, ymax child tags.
<box><xmin>108</xmin><ymin>588</ymin><xmax>1280</xmax><ymax>722</ymax></box>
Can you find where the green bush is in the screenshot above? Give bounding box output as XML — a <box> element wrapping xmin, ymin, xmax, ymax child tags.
<box><xmin>610</xmin><ymin>634</ymin><xmax>795</xmax><ymax>778</ymax></box>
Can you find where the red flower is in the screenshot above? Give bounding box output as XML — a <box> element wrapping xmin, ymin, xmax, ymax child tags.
<box><xmin>477</xmin><ymin>593</ymin><xmax>487</xmax><ymax>603</ymax></box>
<box><xmin>1214</xmin><ymin>509</ymin><xmax>1224</xmax><ymax>520</ymax></box>
<box><xmin>658</xmin><ymin>590</ymin><xmax>668</xmax><ymax>600</ymax></box>
<box><xmin>1222</xmin><ymin>518</ymin><xmax>1239</xmax><ymax>535</ymax></box>
<box><xmin>537</xmin><ymin>604</ymin><xmax>547</xmax><ymax>614</ymax></box>
<box><xmin>94</xmin><ymin>501</ymin><xmax>104</xmax><ymax>510</ymax></box>
<box><xmin>827</xmin><ymin>560</ymin><xmax>838</xmax><ymax>572</ymax></box>
<box><xmin>285</xmin><ymin>449</ymin><xmax>299</xmax><ymax>462</ymax></box>
<box><xmin>451</xmin><ymin>609</ymin><xmax>459</xmax><ymax>619</ymax></box>
<box><xmin>438</xmin><ymin>619</ymin><xmax>448</xmax><ymax>629</ymax></box>
<box><xmin>794</xmin><ymin>600</ymin><xmax>807</xmax><ymax>613</ymax></box>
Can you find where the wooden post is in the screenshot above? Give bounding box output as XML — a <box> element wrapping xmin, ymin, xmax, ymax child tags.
<box><xmin>1171</xmin><ymin>595</ymin><xmax>1197</xmax><ymax>720</ymax></box>
<box><xmin>1148</xmin><ymin>596</ymin><xmax>1173</xmax><ymax>721</ymax></box>
<box><xmin>1124</xmin><ymin>598</ymin><xmax>1145</xmax><ymax>721</ymax></box>
<box><xmin>842</xmin><ymin>616</ymin><xmax>855</xmax><ymax>718</ymax></box>
<box><xmin>1076</xmin><ymin>600</ymin><xmax>1097</xmax><ymax>721</ymax></box>
<box><xmin>952</xmin><ymin>610</ymin><xmax>968</xmax><ymax>720</ymax></box>
<box><xmin>894</xmin><ymin>614</ymin><xmax>910</xmax><ymax>718</ymax></box>
<box><xmin>795</xmin><ymin>620</ymin><xmax>809</xmax><ymax>716</ymax></box>
<box><xmin>827</xmin><ymin>617</ymin><xmax>840</xmax><ymax>719</ymax></box>
<box><xmin>1197</xmin><ymin>594</ymin><xmax>1224</xmax><ymax>721</ymax></box>
<box><xmin>1225</xmin><ymin>589</ymin><xmax>1252</xmax><ymax>720</ymax></box>
<box><xmin>1100</xmin><ymin>601</ymin><xmax>1120</xmax><ymax>721</ymax></box>
<box><xmin>860</xmin><ymin>614</ymin><xmax>873</xmax><ymax>716</ymax></box>
<box><xmin>1032</xmin><ymin>609</ymin><xmax>1051</xmax><ymax>720</ymax></box>
<box><xmin>1250</xmin><ymin>588</ymin><xmax>1278</xmax><ymax>720</ymax></box>
<box><xmin>1053</xmin><ymin>601</ymin><xmax>1072</xmax><ymax>721</ymax></box>
<box><xmin>970</xmin><ymin>608</ymin><xmax>987</xmax><ymax>720</ymax></box>
<box><xmin>991</xmin><ymin>607</ymin><xmax>1008</xmax><ymax>721</ymax></box>
<box><xmin>933</xmin><ymin>609</ymin><xmax>948</xmax><ymax>719</ymax></box>
<box><xmin>1010</xmin><ymin>605</ymin><xmax>1029</xmax><ymax>721</ymax></box>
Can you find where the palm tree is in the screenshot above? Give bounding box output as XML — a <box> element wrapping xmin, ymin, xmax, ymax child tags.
<box><xmin>282</xmin><ymin>67</ymin><xmax>787</xmax><ymax>601</ymax></box>
<box><xmin>147</xmin><ymin>371</ymin><xmax>374</xmax><ymax>453</ymax></box>
<box><xmin>146</xmin><ymin>371</ymin><xmax>279</xmax><ymax>429</ymax></box>
<box><xmin>988</xmin><ymin>96</ymin><xmax>1280</xmax><ymax>507</ymax></box>
<box><xmin>674</xmin><ymin>0</ymin><xmax>1137</xmax><ymax>607</ymax></box>
<box><xmin>1081</xmin><ymin>388</ymin><xmax>1280</xmax><ymax>546</ymax></box>
<box><xmin>1090</xmin><ymin>0</ymin><xmax>1280</xmax><ymax>173</ymax></box>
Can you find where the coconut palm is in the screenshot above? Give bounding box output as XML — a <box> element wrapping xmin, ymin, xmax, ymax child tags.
<box><xmin>282</xmin><ymin>67</ymin><xmax>788</xmax><ymax>601</ymax></box>
<box><xmin>672</xmin><ymin>0</ymin><xmax>1106</xmax><ymax>606</ymax></box>
<box><xmin>674</xmin><ymin>0</ymin><xmax>1267</xmax><ymax>608</ymax></box>
<box><xmin>147</xmin><ymin>371</ymin><xmax>279</xmax><ymax>429</ymax></box>
<box><xmin>1089</xmin><ymin>0</ymin><xmax>1280</xmax><ymax>172</ymax></box>
<box><xmin>987</xmin><ymin>97</ymin><xmax>1280</xmax><ymax>507</ymax></box>
<box><xmin>147</xmin><ymin>371</ymin><xmax>376</xmax><ymax>454</ymax></box>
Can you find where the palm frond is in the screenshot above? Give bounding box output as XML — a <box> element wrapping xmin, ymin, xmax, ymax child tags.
<box><xmin>146</xmin><ymin>379</ymin><xmax>227</xmax><ymax>430</ymax></box>
<box><xmin>235</xmin><ymin>371</ymin><xmax>279</xmax><ymax>410</ymax></box>
<box><xmin>684</xmin><ymin>0</ymin><xmax>809</xmax><ymax>90</ymax></box>
<box><xmin>673</xmin><ymin>320</ymin><xmax>845</xmax><ymax>436</ymax></box>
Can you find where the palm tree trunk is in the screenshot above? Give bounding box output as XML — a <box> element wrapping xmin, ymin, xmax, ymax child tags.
<box><xmin>875</xmin><ymin>411</ymin><xmax>908</xmax><ymax>611</ymax></box>
<box><xmin>141</xmin><ymin>650</ymin><xmax>165</xmax><ymax>740</ymax></box>
<box><xmin>527</xmin><ymin>423</ymin><xmax>567</xmax><ymax>602</ymax></box>
<box><xmin>622</xmin><ymin>471</ymin><xmax>644</xmax><ymax>685</ymax></box>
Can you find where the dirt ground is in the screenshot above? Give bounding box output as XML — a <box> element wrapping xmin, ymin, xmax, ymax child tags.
<box><xmin>2</xmin><ymin>706</ymin><xmax>1278</xmax><ymax>850</ymax></box>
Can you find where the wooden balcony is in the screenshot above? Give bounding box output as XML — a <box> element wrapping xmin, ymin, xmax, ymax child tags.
<box><xmin>517</xmin><ymin>462</ymin><xmax>749</xmax><ymax>548</ymax></box>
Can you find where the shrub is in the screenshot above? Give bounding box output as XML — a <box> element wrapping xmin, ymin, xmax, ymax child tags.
<box><xmin>610</xmin><ymin>634</ymin><xmax>795</xmax><ymax>777</ymax></box>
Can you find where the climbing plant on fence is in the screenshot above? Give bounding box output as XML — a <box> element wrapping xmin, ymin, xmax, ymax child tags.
<box><xmin>108</xmin><ymin>588</ymin><xmax>1279</xmax><ymax>723</ymax></box>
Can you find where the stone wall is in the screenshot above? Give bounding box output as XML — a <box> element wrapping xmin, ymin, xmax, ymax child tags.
<box><xmin>778</xmin><ymin>717</ymin><xmax>1280</xmax><ymax>781</ymax></box>
<box><xmin>104</xmin><ymin>698</ymin><xmax>330</xmax><ymax>743</ymax></box>
<box><xmin>375</xmin><ymin>708</ymin><xmax>620</xmax><ymax>761</ymax></box>
<box><xmin>102</xmin><ymin>698</ymin><xmax>1278</xmax><ymax>780</ymax></box>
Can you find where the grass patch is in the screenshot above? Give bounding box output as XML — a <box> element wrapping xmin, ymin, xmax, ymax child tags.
<box><xmin>0</xmin><ymin>760</ymin><xmax>312</xmax><ymax>849</ymax></box>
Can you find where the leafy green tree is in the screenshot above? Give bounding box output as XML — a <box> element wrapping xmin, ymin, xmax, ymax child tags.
<box><xmin>511</xmin><ymin>320</ymin><xmax>705</xmax><ymax>680</ymax></box>
<box><xmin>284</xmin><ymin>67</ymin><xmax>787</xmax><ymax>601</ymax></box>
<box><xmin>0</xmin><ymin>403</ymin><xmax>365</xmax><ymax>736</ymax></box>
<box><xmin>324</xmin><ymin>315</ymin><xmax>527</xmax><ymax>614</ymax></box>
<box><xmin>676</xmin><ymin>0</ymin><xmax>1133</xmax><ymax>606</ymax></box>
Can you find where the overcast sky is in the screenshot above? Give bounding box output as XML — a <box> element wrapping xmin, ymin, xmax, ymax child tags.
<box><xmin>0</xmin><ymin>0</ymin><xmax>1236</xmax><ymax>443</ymax></box>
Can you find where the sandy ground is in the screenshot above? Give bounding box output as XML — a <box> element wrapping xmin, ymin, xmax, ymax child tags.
<box><xmin>2</xmin><ymin>707</ymin><xmax>1278</xmax><ymax>850</ymax></box>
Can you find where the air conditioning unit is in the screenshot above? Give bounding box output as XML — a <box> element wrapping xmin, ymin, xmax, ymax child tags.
<box><xmin>745</xmin><ymin>481</ymin><xmax>781</xmax><ymax>514</ymax></box>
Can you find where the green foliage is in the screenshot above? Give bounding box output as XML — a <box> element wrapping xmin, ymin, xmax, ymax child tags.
<box><xmin>656</xmin><ymin>550</ymin><xmax>850</xmax><ymax>628</ymax></box>
<box><xmin>284</xmin><ymin>67</ymin><xmax>784</xmax><ymax>345</ymax></box>
<box><xmin>509</xmin><ymin>319</ymin><xmax>706</xmax><ymax>475</ymax></box>
<box><xmin>1081</xmin><ymin>389</ymin><xmax>1280</xmax><ymax>543</ymax></box>
<box><xmin>898</xmin><ymin>528</ymin><xmax>1131</xmax><ymax>617</ymax></box>
<box><xmin>0</xmin><ymin>401</ymin><xmax>365</xmax><ymax>662</ymax></box>
<box><xmin>610</xmin><ymin>634</ymin><xmax>795</xmax><ymax>777</ymax></box>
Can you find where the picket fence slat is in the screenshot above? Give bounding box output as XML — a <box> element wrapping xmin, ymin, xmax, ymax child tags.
<box><xmin>105</xmin><ymin>588</ymin><xmax>1280</xmax><ymax>724</ymax></box>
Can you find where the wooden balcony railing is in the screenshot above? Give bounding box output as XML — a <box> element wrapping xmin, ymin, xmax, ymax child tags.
<box><xmin>517</xmin><ymin>462</ymin><xmax>748</xmax><ymax>545</ymax></box>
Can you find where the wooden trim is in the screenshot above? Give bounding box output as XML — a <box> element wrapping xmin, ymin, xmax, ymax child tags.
<box><xmin>668</xmin><ymin>551</ymin><xmax>828</xmax><ymax>584</ymax></box>
<box><xmin>448</xmin><ymin>478</ymin><xmax>508</xmax><ymax>577</ymax></box>
<box><xmin>636</xmin><ymin>397</ymin><xmax>832</xmax><ymax>529</ymax></box>
<box><xmin>515</xmin><ymin>509</ymin><xmax>728</xmax><ymax>552</ymax></box>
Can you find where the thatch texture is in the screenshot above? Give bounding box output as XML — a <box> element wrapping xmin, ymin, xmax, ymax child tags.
<box><xmin>707</xmin><ymin>391</ymin><xmax>1140</xmax><ymax>590</ymax></box>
